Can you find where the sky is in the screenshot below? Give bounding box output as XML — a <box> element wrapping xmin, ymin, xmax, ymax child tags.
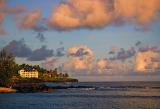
<box><xmin>0</xmin><ymin>0</ymin><xmax>160</xmax><ymax>81</ymax></box>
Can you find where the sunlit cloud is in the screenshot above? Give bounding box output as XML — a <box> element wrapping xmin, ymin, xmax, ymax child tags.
<box><xmin>48</xmin><ymin>0</ymin><xmax>113</xmax><ymax>30</ymax></box>
<box><xmin>63</xmin><ymin>45</ymin><xmax>96</xmax><ymax>74</ymax></box>
<box><xmin>47</xmin><ymin>0</ymin><xmax>160</xmax><ymax>30</ymax></box>
<box><xmin>64</xmin><ymin>45</ymin><xmax>135</xmax><ymax>76</ymax></box>
<box><xmin>63</xmin><ymin>44</ymin><xmax>160</xmax><ymax>76</ymax></box>
<box><xmin>16</xmin><ymin>8</ymin><xmax>41</xmax><ymax>30</ymax></box>
<box><xmin>135</xmin><ymin>50</ymin><xmax>160</xmax><ymax>73</ymax></box>
<box><xmin>97</xmin><ymin>59</ymin><xmax>134</xmax><ymax>75</ymax></box>
<box><xmin>114</xmin><ymin>0</ymin><xmax>160</xmax><ymax>24</ymax></box>
<box><xmin>67</xmin><ymin>45</ymin><xmax>94</xmax><ymax>57</ymax></box>
<box><xmin>0</xmin><ymin>0</ymin><xmax>160</xmax><ymax>35</ymax></box>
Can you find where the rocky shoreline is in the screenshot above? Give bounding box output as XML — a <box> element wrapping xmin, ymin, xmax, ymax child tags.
<box><xmin>12</xmin><ymin>83</ymin><xmax>54</xmax><ymax>93</ymax></box>
<box><xmin>0</xmin><ymin>82</ymin><xmax>96</xmax><ymax>93</ymax></box>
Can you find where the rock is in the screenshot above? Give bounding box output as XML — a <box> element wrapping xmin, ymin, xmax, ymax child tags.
<box><xmin>13</xmin><ymin>83</ymin><xmax>54</xmax><ymax>93</ymax></box>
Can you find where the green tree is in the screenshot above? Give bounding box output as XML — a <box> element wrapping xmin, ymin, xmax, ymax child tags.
<box><xmin>0</xmin><ymin>49</ymin><xmax>17</xmax><ymax>87</ymax></box>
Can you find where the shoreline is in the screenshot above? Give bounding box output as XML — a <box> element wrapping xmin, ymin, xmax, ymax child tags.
<box><xmin>0</xmin><ymin>87</ymin><xmax>17</xmax><ymax>93</ymax></box>
<box><xmin>0</xmin><ymin>81</ymin><xmax>96</xmax><ymax>93</ymax></box>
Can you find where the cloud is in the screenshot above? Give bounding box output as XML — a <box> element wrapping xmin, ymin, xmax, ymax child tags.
<box><xmin>4</xmin><ymin>39</ymin><xmax>32</xmax><ymax>57</ymax></box>
<box><xmin>5</xmin><ymin>5</ymin><xmax>27</xmax><ymax>14</ymax></box>
<box><xmin>151</xmin><ymin>56</ymin><xmax>160</xmax><ymax>62</ymax></box>
<box><xmin>1</xmin><ymin>0</ymin><xmax>160</xmax><ymax>33</ymax></box>
<box><xmin>97</xmin><ymin>59</ymin><xmax>108</xmax><ymax>73</ymax></box>
<box><xmin>0</xmin><ymin>1</ymin><xmax>27</xmax><ymax>35</ymax></box>
<box><xmin>135</xmin><ymin>50</ymin><xmax>160</xmax><ymax>73</ymax></box>
<box><xmin>63</xmin><ymin>44</ymin><xmax>160</xmax><ymax>76</ymax></box>
<box><xmin>67</xmin><ymin>45</ymin><xmax>94</xmax><ymax>57</ymax></box>
<box><xmin>135</xmin><ymin>26</ymin><xmax>150</xmax><ymax>32</ymax></box>
<box><xmin>33</xmin><ymin>23</ymin><xmax>48</xmax><ymax>33</ymax></box>
<box><xmin>0</xmin><ymin>26</ymin><xmax>5</xmax><ymax>35</ymax></box>
<box><xmin>4</xmin><ymin>41</ymin><xmax>158</xmax><ymax>76</ymax></box>
<box><xmin>36</xmin><ymin>33</ymin><xmax>45</xmax><ymax>42</ymax></box>
<box><xmin>47</xmin><ymin>0</ymin><xmax>160</xmax><ymax>30</ymax></box>
<box><xmin>41</xmin><ymin>57</ymin><xmax>58</xmax><ymax>70</ymax></box>
<box><xmin>64</xmin><ymin>57</ymin><xmax>95</xmax><ymax>73</ymax></box>
<box><xmin>138</xmin><ymin>45</ymin><xmax>159</xmax><ymax>52</ymax></box>
<box><xmin>27</xmin><ymin>45</ymin><xmax>53</xmax><ymax>61</ymax></box>
<box><xmin>48</xmin><ymin>0</ymin><xmax>113</xmax><ymax>30</ymax></box>
<box><xmin>0</xmin><ymin>0</ymin><xmax>5</xmax><ymax>30</ymax></box>
<box><xmin>3</xmin><ymin>40</ymin><xmax>55</xmax><ymax>61</ymax></box>
<box><xmin>0</xmin><ymin>1</ymin><xmax>26</xmax><ymax>25</ymax></box>
<box><xmin>0</xmin><ymin>1</ymin><xmax>26</xmax><ymax>15</ymax></box>
<box><xmin>97</xmin><ymin>59</ymin><xmax>134</xmax><ymax>75</ymax></box>
<box><xmin>5</xmin><ymin>40</ymin><xmax>159</xmax><ymax>76</ymax></box>
<box><xmin>114</xmin><ymin>0</ymin><xmax>160</xmax><ymax>24</ymax></box>
<box><xmin>63</xmin><ymin>56</ymin><xmax>96</xmax><ymax>74</ymax></box>
<box><xmin>0</xmin><ymin>0</ymin><xmax>5</xmax><ymax>8</ymax></box>
<box><xmin>135</xmin><ymin>41</ymin><xmax>142</xmax><ymax>46</ymax></box>
<box><xmin>108</xmin><ymin>46</ymin><xmax>119</xmax><ymax>54</ymax></box>
<box><xmin>110</xmin><ymin>47</ymin><xmax>136</xmax><ymax>61</ymax></box>
<box><xmin>64</xmin><ymin>45</ymin><xmax>135</xmax><ymax>75</ymax></box>
<box><xmin>63</xmin><ymin>45</ymin><xmax>96</xmax><ymax>73</ymax></box>
<box><xmin>0</xmin><ymin>11</ymin><xmax>5</xmax><ymax>25</ymax></box>
<box><xmin>17</xmin><ymin>8</ymin><xmax>41</xmax><ymax>29</ymax></box>
<box><xmin>56</xmin><ymin>47</ymin><xmax>65</xmax><ymax>57</ymax></box>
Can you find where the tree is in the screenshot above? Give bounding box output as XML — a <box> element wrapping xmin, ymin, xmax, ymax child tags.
<box><xmin>64</xmin><ymin>73</ymin><xmax>69</xmax><ymax>78</ymax></box>
<box><xmin>0</xmin><ymin>49</ymin><xmax>17</xmax><ymax>87</ymax></box>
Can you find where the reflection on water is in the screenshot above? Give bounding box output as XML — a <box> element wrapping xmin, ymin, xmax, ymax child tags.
<box><xmin>0</xmin><ymin>82</ymin><xmax>160</xmax><ymax>109</ymax></box>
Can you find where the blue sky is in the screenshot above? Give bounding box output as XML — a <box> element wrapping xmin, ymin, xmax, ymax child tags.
<box><xmin>0</xmin><ymin>0</ymin><xmax>160</xmax><ymax>81</ymax></box>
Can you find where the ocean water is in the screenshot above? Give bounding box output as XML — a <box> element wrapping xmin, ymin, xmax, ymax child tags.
<box><xmin>0</xmin><ymin>82</ymin><xmax>160</xmax><ymax>109</ymax></box>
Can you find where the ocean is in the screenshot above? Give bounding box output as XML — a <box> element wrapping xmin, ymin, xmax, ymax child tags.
<box><xmin>0</xmin><ymin>81</ymin><xmax>160</xmax><ymax>109</ymax></box>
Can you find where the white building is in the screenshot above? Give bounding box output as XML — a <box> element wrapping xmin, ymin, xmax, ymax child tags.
<box><xmin>19</xmin><ymin>69</ymin><xmax>39</xmax><ymax>78</ymax></box>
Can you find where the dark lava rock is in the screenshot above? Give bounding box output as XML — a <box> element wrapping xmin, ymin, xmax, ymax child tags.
<box><xmin>13</xmin><ymin>83</ymin><xmax>54</xmax><ymax>93</ymax></box>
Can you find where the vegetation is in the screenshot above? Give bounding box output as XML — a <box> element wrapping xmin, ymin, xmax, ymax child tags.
<box><xmin>18</xmin><ymin>64</ymin><xmax>69</xmax><ymax>79</ymax></box>
<box><xmin>0</xmin><ymin>49</ymin><xmax>77</xmax><ymax>87</ymax></box>
<box><xmin>0</xmin><ymin>49</ymin><xmax>18</xmax><ymax>87</ymax></box>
